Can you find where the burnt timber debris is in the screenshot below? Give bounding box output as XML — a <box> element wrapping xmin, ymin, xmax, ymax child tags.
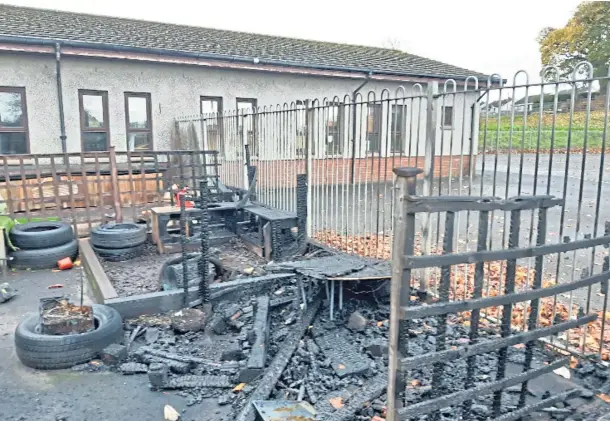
<box><xmin>56</xmin><ymin>162</ymin><xmax>610</xmax><ymax>421</ymax></box>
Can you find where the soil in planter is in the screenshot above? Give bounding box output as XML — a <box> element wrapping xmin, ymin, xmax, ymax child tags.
<box><xmin>100</xmin><ymin>243</ymin><xmax>175</xmax><ymax>297</ymax></box>
<box><xmin>99</xmin><ymin>240</ymin><xmax>269</xmax><ymax>297</ymax></box>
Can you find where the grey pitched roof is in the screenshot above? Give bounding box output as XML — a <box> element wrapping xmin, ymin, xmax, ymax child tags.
<box><xmin>0</xmin><ymin>4</ymin><xmax>488</xmax><ymax>80</ymax></box>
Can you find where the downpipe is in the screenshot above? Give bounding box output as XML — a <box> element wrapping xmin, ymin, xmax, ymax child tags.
<box><xmin>55</xmin><ymin>43</ymin><xmax>67</xmax><ymax>153</ymax></box>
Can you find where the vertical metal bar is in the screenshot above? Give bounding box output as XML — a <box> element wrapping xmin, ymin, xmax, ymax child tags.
<box><xmin>421</xmin><ymin>81</ymin><xmax>439</xmax><ymax>297</ymax></box>
<box><xmin>462</xmin><ymin>210</ymin><xmax>489</xmax><ymax>418</ymax></box>
<box><xmin>431</xmin><ymin>210</ymin><xmax>455</xmax><ymax>421</ymax></box>
<box><xmin>493</xmin><ymin>208</ymin><xmax>521</xmax><ymax>417</ymax></box>
<box><xmin>550</xmin><ymin>76</ymin><xmax>579</xmax><ymax>327</ymax></box>
<box><xmin>109</xmin><ymin>146</ymin><xmax>123</xmax><ymax>223</ymax></box>
<box><xmin>567</xmin><ymin>67</ymin><xmax>594</xmax><ymax>323</ymax></box>
<box><xmin>589</xmin><ymin>70</ymin><xmax>610</xmax><ymax>358</ymax></box>
<box><xmin>305</xmin><ymin>101</ymin><xmax>313</xmax><ymax>237</ymax></box>
<box><xmin>519</xmin><ymin>208</ymin><xmax>547</xmax><ymax>407</ymax></box>
<box><xmin>387</xmin><ymin>167</ymin><xmax>420</xmax><ymax>421</ymax></box>
<box><xmin>242</xmin><ymin>113</ymin><xmax>249</xmax><ymax>190</ymax></box>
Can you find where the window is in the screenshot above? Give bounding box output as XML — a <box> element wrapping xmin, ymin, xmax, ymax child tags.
<box><xmin>295</xmin><ymin>100</ymin><xmax>308</xmax><ymax>157</ymax></box>
<box><xmin>125</xmin><ymin>92</ymin><xmax>152</xmax><ymax>151</ymax></box>
<box><xmin>367</xmin><ymin>103</ymin><xmax>382</xmax><ymax>153</ymax></box>
<box><xmin>0</xmin><ymin>87</ymin><xmax>29</xmax><ymax>154</ymax></box>
<box><xmin>326</xmin><ymin>103</ymin><xmax>344</xmax><ymax>156</ymax></box>
<box><xmin>79</xmin><ymin>90</ymin><xmax>109</xmax><ymax>152</ymax></box>
<box><xmin>442</xmin><ymin>105</ymin><xmax>454</xmax><ymax>128</ymax></box>
<box><xmin>391</xmin><ymin>104</ymin><xmax>406</xmax><ymax>153</ymax></box>
<box><xmin>201</xmin><ymin>96</ymin><xmax>223</xmax><ymax>153</ymax></box>
<box><xmin>237</xmin><ymin>98</ymin><xmax>257</xmax><ymax>155</ymax></box>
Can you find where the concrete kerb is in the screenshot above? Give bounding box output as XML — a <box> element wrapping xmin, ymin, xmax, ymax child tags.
<box><xmin>80</xmin><ymin>243</ymin><xmax>296</xmax><ymax>319</ymax></box>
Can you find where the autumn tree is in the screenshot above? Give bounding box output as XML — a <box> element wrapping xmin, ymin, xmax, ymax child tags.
<box><xmin>538</xmin><ymin>1</ymin><xmax>610</xmax><ymax>85</ymax></box>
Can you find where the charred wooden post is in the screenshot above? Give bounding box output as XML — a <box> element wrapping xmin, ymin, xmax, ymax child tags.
<box><xmin>180</xmin><ymin>198</ymin><xmax>189</xmax><ymax>307</ymax></box>
<box><xmin>387</xmin><ymin>167</ymin><xmax>422</xmax><ymax>421</ymax></box>
<box><xmin>198</xmin><ymin>180</ymin><xmax>211</xmax><ymax>310</ymax></box>
<box><xmin>247</xmin><ymin>165</ymin><xmax>257</xmax><ymax>203</ymax></box>
<box><xmin>296</xmin><ymin>173</ymin><xmax>308</xmax><ymax>251</ymax></box>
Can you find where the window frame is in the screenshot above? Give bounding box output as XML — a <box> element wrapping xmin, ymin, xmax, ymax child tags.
<box><xmin>124</xmin><ymin>92</ymin><xmax>153</xmax><ymax>151</ymax></box>
<box><xmin>0</xmin><ymin>86</ymin><xmax>30</xmax><ymax>154</ymax></box>
<box><xmin>79</xmin><ymin>89</ymin><xmax>110</xmax><ymax>152</ymax></box>
<box><xmin>236</xmin><ymin>97</ymin><xmax>258</xmax><ymax>155</ymax></box>
<box><xmin>390</xmin><ymin>103</ymin><xmax>407</xmax><ymax>154</ymax></box>
<box><xmin>367</xmin><ymin>103</ymin><xmax>383</xmax><ymax>154</ymax></box>
<box><xmin>325</xmin><ymin>102</ymin><xmax>345</xmax><ymax>157</ymax></box>
<box><xmin>442</xmin><ymin>105</ymin><xmax>454</xmax><ymax>128</ymax></box>
<box><xmin>200</xmin><ymin>96</ymin><xmax>224</xmax><ymax>152</ymax></box>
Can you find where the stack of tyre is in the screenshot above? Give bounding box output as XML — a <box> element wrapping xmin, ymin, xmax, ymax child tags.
<box><xmin>91</xmin><ymin>223</ymin><xmax>147</xmax><ymax>262</ymax></box>
<box><xmin>9</xmin><ymin>221</ymin><xmax>78</xmax><ymax>270</ymax></box>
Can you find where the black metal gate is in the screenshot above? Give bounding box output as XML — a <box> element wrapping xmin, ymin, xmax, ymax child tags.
<box><xmin>387</xmin><ymin>167</ymin><xmax>610</xmax><ymax>420</ymax></box>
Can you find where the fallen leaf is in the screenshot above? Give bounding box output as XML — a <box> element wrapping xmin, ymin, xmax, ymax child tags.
<box><xmin>377</xmin><ymin>321</ymin><xmax>384</xmax><ymax>327</ymax></box>
<box><xmin>164</xmin><ymin>404</ymin><xmax>180</xmax><ymax>421</ymax></box>
<box><xmin>233</xmin><ymin>383</ymin><xmax>246</xmax><ymax>392</ymax></box>
<box><xmin>337</xmin><ymin>364</ymin><xmax>345</xmax><ymax>370</ymax></box>
<box><xmin>553</xmin><ymin>366</ymin><xmax>571</xmax><ymax>379</ymax></box>
<box><xmin>513</xmin><ymin>343</ymin><xmax>525</xmax><ymax>349</ymax></box>
<box><xmin>409</xmin><ymin>379</ymin><xmax>420</xmax><ymax>388</ymax></box>
<box><xmin>598</xmin><ymin>393</ymin><xmax>610</xmax><ymax>403</ymax></box>
<box><xmin>243</xmin><ymin>267</ymin><xmax>254</xmax><ymax>275</ymax></box>
<box><xmin>328</xmin><ymin>397</ymin><xmax>343</xmax><ymax>409</ymax></box>
<box><xmin>47</xmin><ymin>284</ymin><xmax>64</xmax><ymax>289</ymax></box>
<box><xmin>74</xmin><ymin>260</ymin><xmax>81</xmax><ymax>267</ymax></box>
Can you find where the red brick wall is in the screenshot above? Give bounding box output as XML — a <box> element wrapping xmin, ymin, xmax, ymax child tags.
<box><xmin>218</xmin><ymin>155</ymin><xmax>475</xmax><ymax>189</ymax></box>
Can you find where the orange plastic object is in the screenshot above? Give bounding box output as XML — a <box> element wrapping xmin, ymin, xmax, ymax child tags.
<box><xmin>175</xmin><ymin>189</ymin><xmax>194</xmax><ymax>208</ymax></box>
<box><xmin>57</xmin><ymin>257</ymin><xmax>73</xmax><ymax>270</ymax></box>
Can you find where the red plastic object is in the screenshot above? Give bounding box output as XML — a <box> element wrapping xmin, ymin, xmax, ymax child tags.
<box><xmin>57</xmin><ymin>257</ymin><xmax>73</xmax><ymax>270</ymax></box>
<box><xmin>175</xmin><ymin>188</ymin><xmax>194</xmax><ymax>208</ymax></box>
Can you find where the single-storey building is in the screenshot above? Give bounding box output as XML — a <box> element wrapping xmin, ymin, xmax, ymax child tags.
<box><xmin>0</xmin><ymin>4</ymin><xmax>489</xmax><ymax>170</ymax></box>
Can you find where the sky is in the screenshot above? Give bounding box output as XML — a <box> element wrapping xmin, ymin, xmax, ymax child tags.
<box><xmin>4</xmin><ymin>0</ymin><xmax>585</xmax><ymax>86</ymax></box>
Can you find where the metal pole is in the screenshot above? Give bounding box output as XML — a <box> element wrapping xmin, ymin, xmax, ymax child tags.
<box><xmin>387</xmin><ymin>166</ymin><xmax>422</xmax><ymax>421</ymax></box>
<box><xmin>420</xmin><ymin>81</ymin><xmax>438</xmax><ymax>298</ymax></box>
<box><xmin>242</xmin><ymin>114</ymin><xmax>249</xmax><ymax>190</ymax></box>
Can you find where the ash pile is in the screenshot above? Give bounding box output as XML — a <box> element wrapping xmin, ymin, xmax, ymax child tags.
<box><xmin>106</xmin><ymin>275</ymin><xmax>592</xmax><ymax>421</ymax></box>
